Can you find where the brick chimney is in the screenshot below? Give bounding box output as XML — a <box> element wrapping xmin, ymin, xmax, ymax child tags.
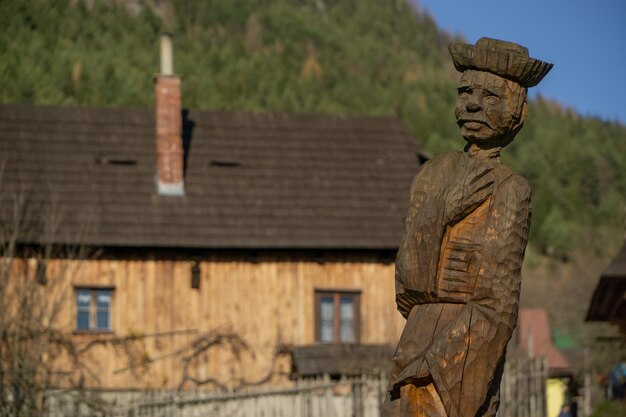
<box><xmin>155</xmin><ymin>33</ymin><xmax>184</xmax><ymax>196</ymax></box>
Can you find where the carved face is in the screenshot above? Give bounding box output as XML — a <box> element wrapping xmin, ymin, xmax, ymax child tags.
<box><xmin>455</xmin><ymin>70</ymin><xmax>525</xmax><ymax>147</ymax></box>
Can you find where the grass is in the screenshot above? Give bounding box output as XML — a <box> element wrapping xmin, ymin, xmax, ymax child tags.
<box><xmin>590</xmin><ymin>401</ymin><xmax>626</xmax><ymax>417</ymax></box>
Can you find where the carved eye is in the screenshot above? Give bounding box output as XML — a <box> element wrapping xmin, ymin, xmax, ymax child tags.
<box><xmin>458</xmin><ymin>89</ymin><xmax>471</xmax><ymax>99</ymax></box>
<box><xmin>484</xmin><ymin>95</ymin><xmax>500</xmax><ymax>104</ymax></box>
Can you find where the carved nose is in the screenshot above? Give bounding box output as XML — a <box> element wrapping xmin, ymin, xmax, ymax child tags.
<box><xmin>466</xmin><ymin>99</ymin><xmax>481</xmax><ymax>112</ymax></box>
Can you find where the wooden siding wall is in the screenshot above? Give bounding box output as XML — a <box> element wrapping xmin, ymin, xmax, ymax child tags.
<box><xmin>37</xmin><ymin>253</ymin><xmax>405</xmax><ymax>390</ymax></box>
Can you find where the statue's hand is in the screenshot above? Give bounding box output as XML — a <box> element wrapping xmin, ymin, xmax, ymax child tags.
<box><xmin>445</xmin><ymin>164</ymin><xmax>494</xmax><ymax>224</ymax></box>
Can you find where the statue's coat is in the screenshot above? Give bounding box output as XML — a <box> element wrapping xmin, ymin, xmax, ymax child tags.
<box><xmin>385</xmin><ymin>151</ymin><xmax>531</xmax><ymax>417</ymax></box>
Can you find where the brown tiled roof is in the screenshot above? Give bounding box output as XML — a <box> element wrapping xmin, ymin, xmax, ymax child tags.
<box><xmin>518</xmin><ymin>308</ymin><xmax>571</xmax><ymax>376</ymax></box>
<box><xmin>586</xmin><ymin>238</ymin><xmax>626</xmax><ymax>321</ymax></box>
<box><xmin>0</xmin><ymin>104</ymin><xmax>425</xmax><ymax>250</ymax></box>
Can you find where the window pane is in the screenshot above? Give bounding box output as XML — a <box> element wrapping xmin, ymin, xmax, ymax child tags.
<box><xmin>76</xmin><ymin>290</ymin><xmax>91</xmax><ymax>330</ymax></box>
<box><xmin>340</xmin><ymin>297</ymin><xmax>354</xmax><ymax>320</ymax></box>
<box><xmin>340</xmin><ymin>297</ymin><xmax>355</xmax><ymax>343</ymax></box>
<box><xmin>96</xmin><ymin>310</ymin><xmax>109</xmax><ymax>330</ymax></box>
<box><xmin>77</xmin><ymin>290</ymin><xmax>91</xmax><ymax>307</ymax></box>
<box><xmin>320</xmin><ymin>297</ymin><xmax>334</xmax><ymax>342</ymax></box>
<box><xmin>95</xmin><ymin>290</ymin><xmax>111</xmax><ymax>330</ymax></box>
<box><xmin>96</xmin><ymin>290</ymin><xmax>111</xmax><ymax>308</ymax></box>
<box><xmin>320</xmin><ymin>297</ymin><xmax>334</xmax><ymax>320</ymax></box>
<box><xmin>77</xmin><ymin>310</ymin><xmax>90</xmax><ymax>330</ymax></box>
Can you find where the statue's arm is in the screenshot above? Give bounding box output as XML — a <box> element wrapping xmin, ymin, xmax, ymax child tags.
<box><xmin>394</xmin><ymin>157</ymin><xmax>449</xmax><ymax>317</ymax></box>
<box><xmin>395</xmin><ymin>153</ymin><xmax>495</xmax><ymax>318</ymax></box>
<box><xmin>425</xmin><ymin>175</ymin><xmax>531</xmax><ymax>417</ymax></box>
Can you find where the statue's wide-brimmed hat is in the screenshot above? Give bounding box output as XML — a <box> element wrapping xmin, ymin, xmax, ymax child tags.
<box><xmin>448</xmin><ymin>37</ymin><xmax>553</xmax><ymax>87</ymax></box>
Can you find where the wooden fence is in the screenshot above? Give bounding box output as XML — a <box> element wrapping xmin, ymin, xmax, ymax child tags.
<box><xmin>498</xmin><ymin>357</ymin><xmax>548</xmax><ymax>417</ymax></box>
<box><xmin>44</xmin><ymin>357</ymin><xmax>547</xmax><ymax>417</ymax></box>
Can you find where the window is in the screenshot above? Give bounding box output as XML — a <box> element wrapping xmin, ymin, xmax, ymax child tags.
<box><xmin>315</xmin><ymin>290</ymin><xmax>360</xmax><ymax>343</ymax></box>
<box><xmin>75</xmin><ymin>288</ymin><xmax>113</xmax><ymax>331</ymax></box>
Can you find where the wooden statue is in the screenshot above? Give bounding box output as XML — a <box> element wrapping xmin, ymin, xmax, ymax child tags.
<box><xmin>383</xmin><ymin>38</ymin><xmax>553</xmax><ymax>417</ymax></box>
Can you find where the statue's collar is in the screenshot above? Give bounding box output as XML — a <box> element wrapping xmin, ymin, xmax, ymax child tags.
<box><xmin>466</xmin><ymin>143</ymin><xmax>501</xmax><ymax>161</ymax></box>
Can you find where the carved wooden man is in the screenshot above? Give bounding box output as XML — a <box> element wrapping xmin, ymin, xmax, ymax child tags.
<box><xmin>383</xmin><ymin>38</ymin><xmax>553</xmax><ymax>417</ymax></box>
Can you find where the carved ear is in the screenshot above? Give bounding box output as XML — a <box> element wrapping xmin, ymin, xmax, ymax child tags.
<box><xmin>520</xmin><ymin>99</ymin><xmax>528</xmax><ymax>123</ymax></box>
<box><xmin>499</xmin><ymin>98</ymin><xmax>527</xmax><ymax>148</ymax></box>
<box><xmin>512</xmin><ymin>99</ymin><xmax>528</xmax><ymax>132</ymax></box>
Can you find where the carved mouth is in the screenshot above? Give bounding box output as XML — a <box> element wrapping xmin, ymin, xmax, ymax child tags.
<box><xmin>459</xmin><ymin>119</ymin><xmax>490</xmax><ymax>129</ymax></box>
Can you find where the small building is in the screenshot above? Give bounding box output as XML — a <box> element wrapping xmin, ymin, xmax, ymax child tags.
<box><xmin>586</xmin><ymin>238</ymin><xmax>626</xmax><ymax>336</ymax></box>
<box><xmin>517</xmin><ymin>308</ymin><xmax>572</xmax><ymax>417</ymax></box>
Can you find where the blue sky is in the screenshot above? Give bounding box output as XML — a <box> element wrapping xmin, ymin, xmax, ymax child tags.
<box><xmin>412</xmin><ymin>0</ymin><xmax>626</xmax><ymax>124</ymax></box>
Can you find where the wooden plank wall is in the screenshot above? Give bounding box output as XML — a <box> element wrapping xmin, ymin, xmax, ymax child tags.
<box><xmin>38</xmin><ymin>252</ymin><xmax>404</xmax><ymax>390</ymax></box>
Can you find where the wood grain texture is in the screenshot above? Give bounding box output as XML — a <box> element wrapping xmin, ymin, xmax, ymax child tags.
<box><xmin>39</xmin><ymin>253</ymin><xmax>404</xmax><ymax>389</ymax></box>
<box><xmin>386</xmin><ymin>151</ymin><xmax>530</xmax><ymax>417</ymax></box>
<box><xmin>384</xmin><ymin>37</ymin><xmax>552</xmax><ymax>417</ymax></box>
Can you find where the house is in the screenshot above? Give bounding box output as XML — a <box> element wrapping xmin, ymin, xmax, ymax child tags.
<box><xmin>516</xmin><ymin>308</ymin><xmax>573</xmax><ymax>417</ymax></box>
<box><xmin>517</xmin><ymin>308</ymin><xmax>572</xmax><ymax>376</ymax></box>
<box><xmin>0</xmin><ymin>36</ymin><xmax>426</xmax><ymax>390</ymax></box>
<box><xmin>586</xmin><ymin>237</ymin><xmax>626</xmax><ymax>336</ymax></box>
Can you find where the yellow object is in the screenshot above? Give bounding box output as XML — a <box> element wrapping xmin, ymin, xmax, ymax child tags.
<box><xmin>547</xmin><ymin>378</ymin><xmax>567</xmax><ymax>417</ymax></box>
